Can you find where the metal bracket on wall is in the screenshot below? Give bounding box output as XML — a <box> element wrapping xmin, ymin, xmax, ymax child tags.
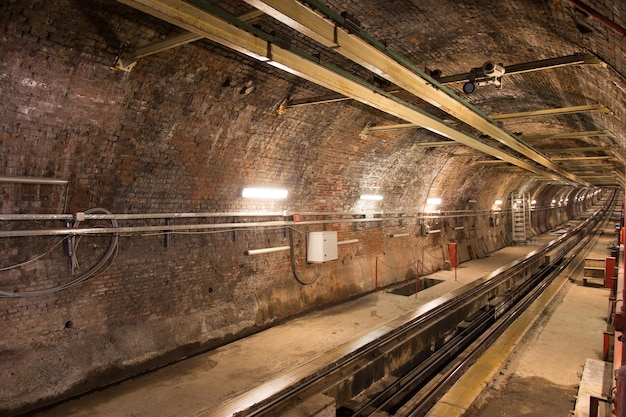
<box><xmin>164</xmin><ymin>218</ymin><xmax>171</xmax><ymax>248</ymax></box>
<box><xmin>111</xmin><ymin>10</ymin><xmax>265</xmax><ymax>72</ymax></box>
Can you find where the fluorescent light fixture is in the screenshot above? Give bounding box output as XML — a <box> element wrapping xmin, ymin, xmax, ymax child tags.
<box><xmin>531</xmin><ymin>200</ymin><xmax>537</xmax><ymax>205</ymax></box>
<box><xmin>494</xmin><ymin>199</ymin><xmax>503</xmax><ymax>205</ymax></box>
<box><xmin>242</xmin><ymin>187</ymin><xmax>288</xmax><ymax>199</ymax></box>
<box><xmin>426</xmin><ymin>197</ymin><xmax>442</xmax><ymax>205</ymax></box>
<box><xmin>245</xmin><ymin>245</ymin><xmax>291</xmax><ymax>255</ymax></box>
<box><xmin>360</xmin><ymin>194</ymin><xmax>383</xmax><ymax>201</ymax></box>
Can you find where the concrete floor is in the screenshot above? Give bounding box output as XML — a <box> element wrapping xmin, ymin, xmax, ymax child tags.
<box><xmin>28</xmin><ymin>225</ymin><xmax>613</xmax><ymax>417</ymax></box>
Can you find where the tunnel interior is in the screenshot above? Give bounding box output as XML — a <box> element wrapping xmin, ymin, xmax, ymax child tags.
<box><xmin>0</xmin><ymin>0</ymin><xmax>625</xmax><ymax>414</ymax></box>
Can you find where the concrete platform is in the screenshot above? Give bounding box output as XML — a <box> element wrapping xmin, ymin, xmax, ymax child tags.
<box><xmin>28</xmin><ymin>224</ymin><xmax>611</xmax><ymax>417</ymax></box>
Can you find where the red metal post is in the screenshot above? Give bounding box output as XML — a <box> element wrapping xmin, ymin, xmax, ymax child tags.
<box><xmin>604</xmin><ymin>331</ymin><xmax>613</xmax><ymax>361</ymax></box>
<box><xmin>607</xmin><ymin>257</ymin><xmax>617</xmax><ymax>289</ymax></box>
<box><xmin>448</xmin><ymin>242</ymin><xmax>457</xmax><ymax>281</ymax></box>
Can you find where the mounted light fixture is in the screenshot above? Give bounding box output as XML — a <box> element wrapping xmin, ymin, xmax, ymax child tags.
<box><xmin>360</xmin><ymin>194</ymin><xmax>383</xmax><ymax>201</ymax></box>
<box><xmin>242</xmin><ymin>187</ymin><xmax>288</xmax><ymax>199</ymax></box>
<box><xmin>425</xmin><ymin>197</ymin><xmax>442</xmax><ymax>214</ymax></box>
<box><xmin>494</xmin><ymin>199</ymin><xmax>503</xmax><ymax>205</ymax></box>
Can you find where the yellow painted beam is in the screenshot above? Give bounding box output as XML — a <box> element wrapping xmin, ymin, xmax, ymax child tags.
<box><xmin>246</xmin><ymin>0</ymin><xmax>588</xmax><ymax>186</ymax></box>
<box><xmin>522</xmin><ymin>130</ymin><xmax>615</xmax><ymax>141</ymax></box>
<box><xmin>117</xmin><ymin>0</ymin><xmax>587</xmax><ymax>186</ymax></box>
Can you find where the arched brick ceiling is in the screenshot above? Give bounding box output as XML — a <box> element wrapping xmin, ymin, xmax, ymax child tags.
<box><xmin>109</xmin><ymin>0</ymin><xmax>625</xmax><ymax>210</ymax></box>
<box><xmin>3</xmin><ymin>0</ymin><xmax>625</xmax><ymax>213</ymax></box>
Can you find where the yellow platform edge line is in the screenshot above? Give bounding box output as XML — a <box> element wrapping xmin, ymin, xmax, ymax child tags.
<box><xmin>426</xmin><ymin>269</ymin><xmax>575</xmax><ymax>417</ymax></box>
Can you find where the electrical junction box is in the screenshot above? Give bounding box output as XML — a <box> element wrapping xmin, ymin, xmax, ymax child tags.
<box><xmin>307</xmin><ymin>231</ymin><xmax>338</xmax><ymax>263</ymax></box>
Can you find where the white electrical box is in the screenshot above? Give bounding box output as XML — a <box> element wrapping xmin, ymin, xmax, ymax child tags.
<box><xmin>307</xmin><ymin>231</ymin><xmax>338</xmax><ymax>263</ymax></box>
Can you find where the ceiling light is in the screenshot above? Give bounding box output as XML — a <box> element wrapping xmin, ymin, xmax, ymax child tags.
<box><xmin>360</xmin><ymin>194</ymin><xmax>383</xmax><ymax>201</ymax></box>
<box><xmin>426</xmin><ymin>197</ymin><xmax>442</xmax><ymax>205</ymax></box>
<box><xmin>242</xmin><ymin>187</ymin><xmax>288</xmax><ymax>199</ymax></box>
<box><xmin>494</xmin><ymin>199</ymin><xmax>503</xmax><ymax>205</ymax></box>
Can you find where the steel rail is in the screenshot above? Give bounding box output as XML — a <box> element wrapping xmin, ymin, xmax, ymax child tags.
<box><xmin>396</xmin><ymin>195</ymin><xmax>615</xmax><ymax>417</ymax></box>
<box><xmin>352</xmin><ymin>201</ymin><xmax>610</xmax><ymax>416</ymax></box>
<box><xmin>203</xmin><ymin>200</ymin><xmax>608</xmax><ymax>417</ymax></box>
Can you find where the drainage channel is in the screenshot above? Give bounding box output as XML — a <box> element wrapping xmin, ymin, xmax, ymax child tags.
<box><xmin>387</xmin><ymin>279</ymin><xmax>445</xmax><ymax>297</ymax></box>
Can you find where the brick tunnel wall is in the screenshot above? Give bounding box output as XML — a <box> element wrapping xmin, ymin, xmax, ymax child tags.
<box><xmin>0</xmin><ymin>1</ymin><xmax>576</xmax><ymax>414</ymax></box>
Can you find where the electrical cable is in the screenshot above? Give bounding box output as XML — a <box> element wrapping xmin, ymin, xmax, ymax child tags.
<box><xmin>0</xmin><ymin>236</ymin><xmax>69</xmax><ymax>271</ymax></box>
<box><xmin>289</xmin><ymin>227</ymin><xmax>319</xmax><ymax>285</ymax></box>
<box><xmin>0</xmin><ymin>208</ymin><xmax>119</xmax><ymax>298</ymax></box>
<box><xmin>140</xmin><ymin>225</ymin><xmax>289</xmax><ymax>237</ymax></box>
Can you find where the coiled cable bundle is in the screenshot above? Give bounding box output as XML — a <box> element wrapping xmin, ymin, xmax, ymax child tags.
<box><xmin>0</xmin><ymin>208</ymin><xmax>119</xmax><ymax>297</ymax></box>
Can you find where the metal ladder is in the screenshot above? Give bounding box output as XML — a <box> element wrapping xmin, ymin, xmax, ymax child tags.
<box><xmin>511</xmin><ymin>192</ymin><xmax>531</xmax><ymax>244</ymax></box>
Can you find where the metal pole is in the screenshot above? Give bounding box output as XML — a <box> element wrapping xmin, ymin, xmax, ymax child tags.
<box><xmin>0</xmin><ymin>176</ymin><xmax>68</xmax><ymax>185</ymax></box>
<box><xmin>375</xmin><ymin>257</ymin><xmax>378</xmax><ymax>290</ymax></box>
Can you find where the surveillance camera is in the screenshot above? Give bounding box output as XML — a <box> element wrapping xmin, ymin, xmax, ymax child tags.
<box><xmin>482</xmin><ymin>61</ymin><xmax>505</xmax><ymax>77</ymax></box>
<box><xmin>462</xmin><ymin>81</ymin><xmax>476</xmax><ymax>94</ymax></box>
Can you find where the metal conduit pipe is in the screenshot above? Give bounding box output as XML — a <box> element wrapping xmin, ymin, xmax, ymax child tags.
<box><xmin>0</xmin><ymin>176</ymin><xmax>68</xmax><ymax>185</ymax></box>
<box><xmin>0</xmin><ymin>208</ymin><xmax>500</xmax><ymax>221</ymax></box>
<box><xmin>0</xmin><ymin>211</ymin><xmax>287</xmax><ymax>221</ymax></box>
<box><xmin>567</xmin><ymin>0</ymin><xmax>626</xmax><ymax>37</ymax></box>
<box><xmin>0</xmin><ymin>207</ymin><xmax>565</xmax><ymax>238</ymax></box>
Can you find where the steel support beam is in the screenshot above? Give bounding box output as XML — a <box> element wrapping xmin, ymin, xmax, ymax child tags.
<box><xmin>114</xmin><ymin>31</ymin><xmax>202</xmax><ymax>71</ymax></box>
<box><xmin>489</xmin><ymin>104</ymin><xmax>611</xmax><ymax>120</ymax></box>
<box><xmin>116</xmin><ymin>0</ymin><xmax>587</xmax><ymax>185</ymax></box>
<box><xmin>566</xmin><ymin>164</ymin><xmax>621</xmax><ymax>170</ymax></box>
<box><xmin>452</xmin><ymin>147</ymin><xmax>613</xmax><ymax>157</ymax></box>
<box><xmin>539</xmin><ymin>146</ymin><xmax>612</xmax><ymax>153</ymax></box>
<box><xmin>472</xmin><ymin>160</ymin><xmax>513</xmax><ymax>165</ymax></box>
<box><xmin>412</xmin><ymin>140</ymin><xmax>462</xmax><ymax>148</ymax></box>
<box><xmin>551</xmin><ymin>156</ymin><xmax>617</xmax><ymax>162</ymax></box>
<box><xmin>285</xmin><ymin>85</ymin><xmax>402</xmax><ymax>108</ymax></box>
<box><xmin>245</xmin><ymin>0</ymin><xmax>587</xmax><ymax>185</ymax></box>
<box><xmin>360</xmin><ymin>104</ymin><xmax>612</xmax><ymax>135</ymax></box>
<box><xmin>433</xmin><ymin>52</ymin><xmax>603</xmax><ymax>84</ymax></box>
<box><xmin>113</xmin><ymin>9</ymin><xmax>265</xmax><ymax>71</ymax></box>
<box><xmin>522</xmin><ymin>130</ymin><xmax>615</xmax><ymax>141</ymax></box>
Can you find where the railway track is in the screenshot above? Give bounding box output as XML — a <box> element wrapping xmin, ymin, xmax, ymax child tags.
<box><xmin>208</xmin><ymin>193</ymin><xmax>618</xmax><ymax>417</ymax></box>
